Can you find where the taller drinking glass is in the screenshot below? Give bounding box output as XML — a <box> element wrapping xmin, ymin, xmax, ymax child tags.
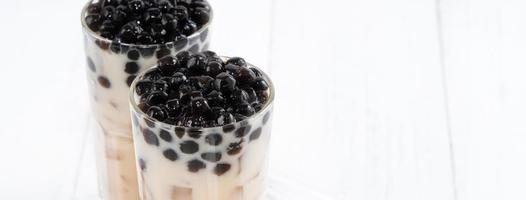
<box><xmin>81</xmin><ymin>0</ymin><xmax>212</xmax><ymax>199</ymax></box>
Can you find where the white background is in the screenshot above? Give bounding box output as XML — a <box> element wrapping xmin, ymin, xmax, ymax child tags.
<box><xmin>1</xmin><ymin>0</ymin><xmax>526</xmax><ymax>199</ymax></box>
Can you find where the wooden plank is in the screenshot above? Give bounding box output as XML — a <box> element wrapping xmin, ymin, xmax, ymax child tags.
<box><xmin>439</xmin><ymin>0</ymin><xmax>526</xmax><ymax>199</ymax></box>
<box><xmin>269</xmin><ymin>0</ymin><xmax>456</xmax><ymax>199</ymax></box>
<box><xmin>208</xmin><ymin>0</ymin><xmax>273</xmax><ymax>71</ymax></box>
<box><xmin>0</xmin><ymin>0</ymin><xmax>90</xmax><ymax>199</ymax></box>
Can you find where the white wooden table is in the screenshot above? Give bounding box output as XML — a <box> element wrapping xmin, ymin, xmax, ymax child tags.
<box><xmin>0</xmin><ymin>0</ymin><xmax>525</xmax><ymax>199</ymax></box>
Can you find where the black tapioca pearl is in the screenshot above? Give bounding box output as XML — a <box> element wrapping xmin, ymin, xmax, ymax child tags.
<box><xmin>174</xmin><ymin>127</ymin><xmax>185</xmax><ymax>138</ymax></box>
<box><xmin>138</xmin><ymin>158</ymin><xmax>147</xmax><ymax>171</ymax></box>
<box><xmin>239</xmin><ymin>120</ymin><xmax>250</xmax><ymax>127</ymax></box>
<box><xmin>156</xmin><ymin>47</ymin><xmax>171</xmax><ymax>59</ymax></box>
<box><xmin>95</xmin><ymin>40</ymin><xmax>110</xmax><ymax>50</ymax></box>
<box><xmin>222</xmin><ymin>124</ymin><xmax>236</xmax><ymax>133</ymax></box>
<box><xmin>252</xmin><ymin>102</ymin><xmax>263</xmax><ymax>112</ymax></box>
<box><xmin>97</xmin><ymin>76</ymin><xmax>111</xmax><ymax>88</ymax></box>
<box><xmin>187</xmin><ymin>129</ymin><xmax>203</xmax><ymax>139</ymax></box>
<box><xmin>263</xmin><ymin>111</ymin><xmax>271</xmax><ymax>125</ymax></box>
<box><xmin>189</xmin><ymin>36</ymin><xmax>199</xmax><ymax>45</ymax></box>
<box><xmin>159</xmin><ymin>129</ymin><xmax>172</xmax><ymax>142</ymax></box>
<box><xmin>147</xmin><ymin>106</ymin><xmax>167</xmax><ymax>121</ymax></box>
<box><xmin>87</xmin><ymin>3</ymin><xmax>101</xmax><ymax>14</ymax></box>
<box><xmin>235</xmin><ymin>67</ymin><xmax>257</xmax><ymax>86</ymax></box>
<box><xmin>249</xmin><ymin>127</ymin><xmax>262</xmax><ymax>142</ymax></box>
<box><xmin>252</xmin><ymin>77</ymin><xmax>269</xmax><ymax>91</ymax></box>
<box><xmin>174</xmin><ymin>37</ymin><xmax>189</xmax><ymax>50</ymax></box>
<box><xmin>189</xmin><ymin>44</ymin><xmax>199</xmax><ymax>53</ymax></box>
<box><xmin>250</xmin><ymin>68</ymin><xmax>263</xmax><ymax>77</ymax></box>
<box><xmin>205</xmin><ymin>133</ymin><xmax>222</xmax><ymax>146</ymax></box>
<box><xmin>227</xmin><ymin>140</ymin><xmax>243</xmax><ymax>155</ymax></box>
<box><xmin>191</xmin><ymin>8</ymin><xmax>210</xmax><ymax>27</ymax></box>
<box><xmin>201</xmin><ymin>152</ymin><xmax>222</xmax><ymax>162</ymax></box>
<box><xmin>143</xmin><ymin>128</ymin><xmax>159</xmax><ymax>146</ymax></box>
<box><xmin>187</xmin><ymin>159</ymin><xmax>206</xmax><ymax>172</ymax></box>
<box><xmin>126</xmin><ymin>75</ymin><xmax>136</xmax><ymax>87</ymax></box>
<box><xmin>214</xmin><ymin>163</ymin><xmax>231</xmax><ymax>176</ymax></box>
<box><xmin>109</xmin><ymin>101</ymin><xmax>118</xmax><ymax>109</ymax></box>
<box><xmin>227</xmin><ymin>57</ymin><xmax>247</xmax><ymax>68</ymax></box>
<box><xmin>235</xmin><ymin>102</ymin><xmax>255</xmax><ymax>116</ymax></box>
<box><xmin>128</xmin><ymin>0</ymin><xmax>146</xmax><ymax>15</ymax></box>
<box><xmin>146</xmin><ymin>91</ymin><xmax>169</xmax><ymax>106</ymax></box>
<box><xmin>110</xmin><ymin>42</ymin><xmax>122</xmax><ymax>54</ymax></box>
<box><xmin>200</xmin><ymin>28</ymin><xmax>208</xmax><ymax>42</ymax></box>
<box><xmin>163</xmin><ymin>149</ymin><xmax>178</xmax><ymax>161</ymax></box>
<box><xmin>215</xmin><ymin>72</ymin><xmax>236</xmax><ymax>92</ymax></box>
<box><xmin>144</xmin><ymin>118</ymin><xmax>156</xmax><ymax>128</ymax></box>
<box><xmin>87</xmin><ymin>57</ymin><xmax>96</xmax><ymax>72</ymax></box>
<box><xmin>125</xmin><ymin>62</ymin><xmax>140</xmax><ymax>74</ymax></box>
<box><xmin>85</xmin><ymin>14</ymin><xmax>102</xmax><ymax>31</ymax></box>
<box><xmin>139</xmin><ymin>47</ymin><xmax>156</xmax><ymax>58</ymax></box>
<box><xmin>127</xmin><ymin>49</ymin><xmax>140</xmax><ymax>60</ymax></box>
<box><xmin>235</xmin><ymin>125</ymin><xmax>251</xmax><ymax>138</ymax></box>
<box><xmin>180</xmin><ymin>140</ymin><xmax>199</xmax><ymax>154</ymax></box>
<box><xmin>234</xmin><ymin>113</ymin><xmax>248</xmax><ymax>122</ymax></box>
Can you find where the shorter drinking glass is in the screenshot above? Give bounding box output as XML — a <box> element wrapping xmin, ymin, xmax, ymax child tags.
<box><xmin>129</xmin><ymin>58</ymin><xmax>275</xmax><ymax>200</ymax></box>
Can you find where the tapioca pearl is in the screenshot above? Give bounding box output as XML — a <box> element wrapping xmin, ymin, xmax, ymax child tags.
<box><xmin>95</xmin><ymin>40</ymin><xmax>110</xmax><ymax>50</ymax></box>
<box><xmin>235</xmin><ymin>125</ymin><xmax>251</xmax><ymax>138</ymax></box>
<box><xmin>189</xmin><ymin>44</ymin><xmax>199</xmax><ymax>53</ymax></box>
<box><xmin>163</xmin><ymin>149</ymin><xmax>178</xmax><ymax>161</ymax></box>
<box><xmin>97</xmin><ymin>76</ymin><xmax>111</xmax><ymax>88</ymax></box>
<box><xmin>249</xmin><ymin>127</ymin><xmax>262</xmax><ymax>142</ymax></box>
<box><xmin>127</xmin><ymin>49</ymin><xmax>140</xmax><ymax>60</ymax></box>
<box><xmin>239</xmin><ymin>120</ymin><xmax>249</xmax><ymax>127</ymax></box>
<box><xmin>174</xmin><ymin>127</ymin><xmax>185</xmax><ymax>138</ymax></box>
<box><xmin>159</xmin><ymin>129</ymin><xmax>172</xmax><ymax>142</ymax></box>
<box><xmin>126</xmin><ymin>75</ymin><xmax>137</xmax><ymax>87</ymax></box>
<box><xmin>222</xmin><ymin>124</ymin><xmax>235</xmax><ymax>133</ymax></box>
<box><xmin>180</xmin><ymin>140</ymin><xmax>199</xmax><ymax>154</ymax></box>
<box><xmin>175</xmin><ymin>37</ymin><xmax>189</xmax><ymax>50</ymax></box>
<box><xmin>139</xmin><ymin>158</ymin><xmax>147</xmax><ymax>171</ymax></box>
<box><xmin>109</xmin><ymin>101</ymin><xmax>118</xmax><ymax>109</ymax></box>
<box><xmin>143</xmin><ymin>128</ymin><xmax>160</xmax><ymax>146</ymax></box>
<box><xmin>200</xmin><ymin>29</ymin><xmax>208</xmax><ymax>42</ymax></box>
<box><xmin>187</xmin><ymin>129</ymin><xmax>202</xmax><ymax>139</ymax></box>
<box><xmin>205</xmin><ymin>133</ymin><xmax>222</xmax><ymax>146</ymax></box>
<box><xmin>125</xmin><ymin>62</ymin><xmax>140</xmax><ymax>74</ymax></box>
<box><xmin>156</xmin><ymin>47</ymin><xmax>171</xmax><ymax>59</ymax></box>
<box><xmin>189</xmin><ymin>36</ymin><xmax>199</xmax><ymax>45</ymax></box>
<box><xmin>87</xmin><ymin>57</ymin><xmax>96</xmax><ymax>72</ymax></box>
<box><xmin>214</xmin><ymin>163</ymin><xmax>231</xmax><ymax>176</ymax></box>
<box><xmin>187</xmin><ymin>159</ymin><xmax>206</xmax><ymax>173</ymax></box>
<box><xmin>263</xmin><ymin>111</ymin><xmax>271</xmax><ymax>125</ymax></box>
<box><xmin>227</xmin><ymin>140</ymin><xmax>243</xmax><ymax>155</ymax></box>
<box><xmin>110</xmin><ymin>42</ymin><xmax>122</xmax><ymax>54</ymax></box>
<box><xmin>139</xmin><ymin>47</ymin><xmax>156</xmax><ymax>58</ymax></box>
<box><xmin>201</xmin><ymin>152</ymin><xmax>222</xmax><ymax>163</ymax></box>
<box><xmin>144</xmin><ymin>118</ymin><xmax>156</xmax><ymax>128</ymax></box>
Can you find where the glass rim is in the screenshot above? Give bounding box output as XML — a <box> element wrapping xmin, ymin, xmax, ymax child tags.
<box><xmin>129</xmin><ymin>56</ymin><xmax>275</xmax><ymax>130</ymax></box>
<box><xmin>80</xmin><ymin>1</ymin><xmax>213</xmax><ymax>48</ymax></box>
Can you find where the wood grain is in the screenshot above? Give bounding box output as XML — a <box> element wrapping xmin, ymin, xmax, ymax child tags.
<box><xmin>269</xmin><ymin>0</ymin><xmax>455</xmax><ymax>199</ymax></box>
<box><xmin>440</xmin><ymin>0</ymin><xmax>526</xmax><ymax>199</ymax></box>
